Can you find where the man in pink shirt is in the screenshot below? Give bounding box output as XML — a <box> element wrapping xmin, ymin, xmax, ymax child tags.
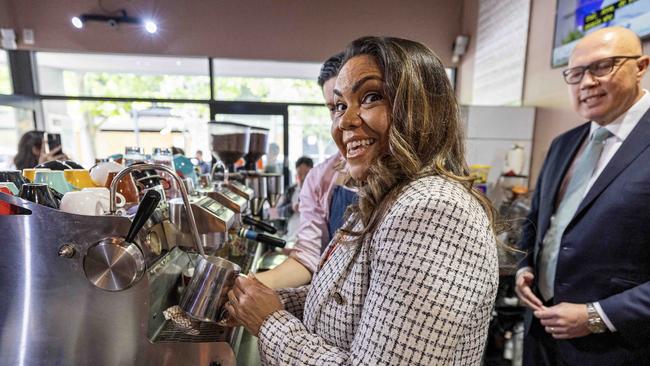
<box><xmin>257</xmin><ymin>53</ymin><xmax>352</xmax><ymax>288</ymax></box>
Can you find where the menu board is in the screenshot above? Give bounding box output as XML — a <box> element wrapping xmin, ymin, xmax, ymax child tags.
<box><xmin>472</xmin><ymin>0</ymin><xmax>531</xmax><ymax>106</ymax></box>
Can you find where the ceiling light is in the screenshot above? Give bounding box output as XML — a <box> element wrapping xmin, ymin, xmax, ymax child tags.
<box><xmin>144</xmin><ymin>21</ymin><xmax>157</xmax><ymax>34</ymax></box>
<box><xmin>70</xmin><ymin>10</ymin><xmax>158</xmax><ymax>35</ymax></box>
<box><xmin>71</xmin><ymin>16</ymin><xmax>83</xmax><ymax>29</ymax></box>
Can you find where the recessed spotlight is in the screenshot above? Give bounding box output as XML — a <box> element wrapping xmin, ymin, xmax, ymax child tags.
<box><xmin>71</xmin><ymin>16</ymin><xmax>83</xmax><ymax>29</ymax></box>
<box><xmin>144</xmin><ymin>21</ymin><xmax>157</xmax><ymax>34</ymax></box>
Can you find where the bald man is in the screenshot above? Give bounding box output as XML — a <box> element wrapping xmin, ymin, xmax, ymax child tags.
<box><xmin>515</xmin><ymin>27</ymin><xmax>650</xmax><ymax>365</ymax></box>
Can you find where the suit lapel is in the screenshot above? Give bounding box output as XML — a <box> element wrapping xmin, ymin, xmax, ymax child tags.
<box><xmin>548</xmin><ymin>126</ymin><xmax>590</xmax><ymax>207</ymax></box>
<box><xmin>571</xmin><ymin>111</ymin><xmax>650</xmax><ymax>223</ymax></box>
<box><xmin>533</xmin><ymin>124</ymin><xmax>588</xmax><ymax>265</ymax></box>
<box><xmin>540</xmin><ymin>125</ymin><xmax>590</xmax><ymax>233</ymax></box>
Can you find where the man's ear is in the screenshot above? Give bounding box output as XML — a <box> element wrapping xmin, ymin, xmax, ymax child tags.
<box><xmin>635</xmin><ymin>55</ymin><xmax>650</xmax><ymax>80</ymax></box>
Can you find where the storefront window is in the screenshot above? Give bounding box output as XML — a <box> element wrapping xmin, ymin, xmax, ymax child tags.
<box><xmin>0</xmin><ymin>106</ymin><xmax>35</xmax><ymax>169</ymax></box>
<box><xmin>287</xmin><ymin>105</ymin><xmax>336</xmax><ymax>168</ymax></box>
<box><xmin>42</xmin><ymin>100</ymin><xmax>209</xmax><ymax>167</ymax></box>
<box><xmin>0</xmin><ymin>50</ymin><xmax>12</xmax><ymax>94</ymax></box>
<box><xmin>36</xmin><ymin>52</ymin><xmax>210</xmax><ymax>99</ymax></box>
<box><xmin>213</xmin><ymin>58</ymin><xmax>322</xmax><ymax>103</ymax></box>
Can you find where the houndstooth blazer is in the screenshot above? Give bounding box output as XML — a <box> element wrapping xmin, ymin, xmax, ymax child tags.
<box><xmin>258</xmin><ymin>175</ymin><xmax>499</xmax><ymax>365</ymax></box>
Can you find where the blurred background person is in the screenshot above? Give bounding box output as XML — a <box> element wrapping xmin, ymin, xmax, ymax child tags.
<box><xmin>171</xmin><ymin>146</ymin><xmax>185</xmax><ymax>156</ymax></box>
<box><xmin>13</xmin><ymin>130</ymin><xmax>67</xmax><ymax>170</ymax></box>
<box><xmin>277</xmin><ymin>156</ymin><xmax>314</xmax><ymax>241</ymax></box>
<box><xmin>263</xmin><ymin>142</ymin><xmax>281</xmax><ymax>173</ymax></box>
<box><xmin>194</xmin><ymin>149</ymin><xmax>211</xmax><ymax>174</ymax></box>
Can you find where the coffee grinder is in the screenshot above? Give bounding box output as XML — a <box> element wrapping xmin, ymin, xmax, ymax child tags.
<box><xmin>208</xmin><ymin>121</ymin><xmax>250</xmax><ymax>180</ymax></box>
<box><xmin>241</xmin><ymin>127</ymin><xmax>270</xmax><ymax>218</ymax></box>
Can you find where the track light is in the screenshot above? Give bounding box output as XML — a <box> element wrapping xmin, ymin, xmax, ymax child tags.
<box><xmin>144</xmin><ymin>21</ymin><xmax>157</xmax><ymax>34</ymax></box>
<box><xmin>71</xmin><ymin>16</ymin><xmax>83</xmax><ymax>29</ymax></box>
<box><xmin>70</xmin><ymin>10</ymin><xmax>158</xmax><ymax>34</ymax></box>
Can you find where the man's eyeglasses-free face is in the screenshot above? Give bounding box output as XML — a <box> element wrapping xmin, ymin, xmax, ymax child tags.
<box><xmin>562</xmin><ymin>56</ymin><xmax>641</xmax><ymax>84</ymax></box>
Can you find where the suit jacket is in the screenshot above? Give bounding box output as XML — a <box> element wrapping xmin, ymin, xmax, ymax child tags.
<box><xmin>257</xmin><ymin>175</ymin><xmax>499</xmax><ymax>365</ymax></box>
<box><xmin>518</xmin><ymin>110</ymin><xmax>650</xmax><ymax>365</ymax></box>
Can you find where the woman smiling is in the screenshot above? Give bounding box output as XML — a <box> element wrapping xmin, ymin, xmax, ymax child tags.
<box><xmin>226</xmin><ymin>36</ymin><xmax>499</xmax><ymax>365</ymax></box>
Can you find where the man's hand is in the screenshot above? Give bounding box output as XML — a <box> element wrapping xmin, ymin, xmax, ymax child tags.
<box><xmin>535</xmin><ymin>302</ymin><xmax>590</xmax><ymax>339</ymax></box>
<box><xmin>515</xmin><ymin>269</ymin><xmax>545</xmax><ymax>311</ymax></box>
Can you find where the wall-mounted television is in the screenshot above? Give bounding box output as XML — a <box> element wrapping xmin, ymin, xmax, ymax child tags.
<box><xmin>552</xmin><ymin>0</ymin><xmax>650</xmax><ymax>67</ymax></box>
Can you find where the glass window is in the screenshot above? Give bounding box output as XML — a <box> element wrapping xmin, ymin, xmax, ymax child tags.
<box><xmin>213</xmin><ymin>58</ymin><xmax>323</xmax><ymax>103</ymax></box>
<box><xmin>287</xmin><ymin>105</ymin><xmax>336</xmax><ymax>170</ymax></box>
<box><xmin>36</xmin><ymin>52</ymin><xmax>210</xmax><ymax>99</ymax></box>
<box><xmin>0</xmin><ymin>50</ymin><xmax>12</xmax><ymax>94</ymax></box>
<box><xmin>0</xmin><ymin>106</ymin><xmax>35</xmax><ymax>170</ymax></box>
<box><xmin>42</xmin><ymin>100</ymin><xmax>209</xmax><ymax>167</ymax></box>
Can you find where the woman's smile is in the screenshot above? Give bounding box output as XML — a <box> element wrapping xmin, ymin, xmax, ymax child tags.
<box><xmin>345</xmin><ymin>137</ymin><xmax>376</xmax><ymax>159</ymax></box>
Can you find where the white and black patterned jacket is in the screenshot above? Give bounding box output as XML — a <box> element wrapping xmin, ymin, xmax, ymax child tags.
<box><xmin>258</xmin><ymin>175</ymin><xmax>499</xmax><ymax>365</ymax></box>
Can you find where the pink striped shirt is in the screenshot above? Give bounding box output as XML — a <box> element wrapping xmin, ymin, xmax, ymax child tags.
<box><xmin>288</xmin><ymin>152</ymin><xmax>343</xmax><ymax>273</ymax></box>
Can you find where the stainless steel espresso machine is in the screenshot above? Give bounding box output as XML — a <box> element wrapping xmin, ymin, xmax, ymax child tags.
<box><xmin>207</xmin><ymin>121</ymin><xmax>286</xmax><ymax>271</ymax></box>
<box><xmin>0</xmin><ymin>164</ymin><xmax>241</xmax><ymax>366</ymax></box>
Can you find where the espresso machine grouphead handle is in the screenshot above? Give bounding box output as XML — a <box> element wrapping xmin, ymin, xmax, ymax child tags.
<box><xmin>84</xmin><ymin>190</ymin><xmax>161</xmax><ymax>292</ymax></box>
<box><xmin>237</xmin><ymin>228</ymin><xmax>286</xmax><ymax>248</ymax></box>
<box><xmin>242</xmin><ymin>215</ymin><xmax>277</xmax><ymax>234</ymax></box>
<box><xmin>126</xmin><ymin>189</ymin><xmax>162</xmax><ymax>243</ymax></box>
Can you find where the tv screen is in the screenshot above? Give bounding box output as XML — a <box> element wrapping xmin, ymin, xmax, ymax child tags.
<box><xmin>552</xmin><ymin>0</ymin><xmax>650</xmax><ymax>67</ymax></box>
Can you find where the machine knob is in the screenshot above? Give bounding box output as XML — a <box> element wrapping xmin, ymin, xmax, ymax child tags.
<box><xmin>84</xmin><ymin>237</ymin><xmax>145</xmax><ymax>292</ymax></box>
<box><xmin>57</xmin><ymin>243</ymin><xmax>76</xmax><ymax>258</ymax></box>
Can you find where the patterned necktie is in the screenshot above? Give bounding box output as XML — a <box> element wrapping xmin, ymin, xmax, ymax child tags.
<box><xmin>538</xmin><ymin>126</ymin><xmax>613</xmax><ymax>300</ymax></box>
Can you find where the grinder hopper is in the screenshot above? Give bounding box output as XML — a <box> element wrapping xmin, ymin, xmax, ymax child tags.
<box><xmin>208</xmin><ymin>121</ymin><xmax>250</xmax><ymax>173</ymax></box>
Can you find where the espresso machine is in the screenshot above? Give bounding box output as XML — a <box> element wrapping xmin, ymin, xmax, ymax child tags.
<box><xmin>0</xmin><ymin>164</ymin><xmax>241</xmax><ymax>366</ymax></box>
<box><xmin>207</xmin><ymin>121</ymin><xmax>285</xmax><ymax>271</ymax></box>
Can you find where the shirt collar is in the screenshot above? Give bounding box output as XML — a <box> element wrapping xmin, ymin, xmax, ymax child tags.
<box><xmin>590</xmin><ymin>89</ymin><xmax>650</xmax><ymax>142</ymax></box>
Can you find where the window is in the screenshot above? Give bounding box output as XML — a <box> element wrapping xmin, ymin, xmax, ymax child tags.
<box><xmin>36</xmin><ymin>52</ymin><xmax>210</xmax><ymax>99</ymax></box>
<box><xmin>42</xmin><ymin>100</ymin><xmax>209</xmax><ymax>167</ymax></box>
<box><xmin>0</xmin><ymin>50</ymin><xmax>11</xmax><ymax>94</ymax></box>
<box><xmin>213</xmin><ymin>59</ymin><xmax>323</xmax><ymax>103</ymax></box>
<box><xmin>288</xmin><ymin>105</ymin><xmax>336</xmax><ymax>165</ymax></box>
<box><xmin>0</xmin><ymin>106</ymin><xmax>35</xmax><ymax>169</ymax></box>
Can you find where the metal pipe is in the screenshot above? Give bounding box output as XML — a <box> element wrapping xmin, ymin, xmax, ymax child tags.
<box><xmin>109</xmin><ymin>164</ymin><xmax>205</xmax><ymax>257</ymax></box>
<box><xmin>210</xmin><ymin>160</ymin><xmax>228</xmax><ymax>183</ymax></box>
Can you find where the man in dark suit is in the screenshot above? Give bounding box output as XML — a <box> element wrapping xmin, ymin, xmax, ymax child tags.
<box><xmin>515</xmin><ymin>27</ymin><xmax>650</xmax><ymax>365</ymax></box>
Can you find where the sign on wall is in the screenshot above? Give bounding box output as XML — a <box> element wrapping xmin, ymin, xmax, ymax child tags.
<box><xmin>472</xmin><ymin>0</ymin><xmax>531</xmax><ymax>106</ymax></box>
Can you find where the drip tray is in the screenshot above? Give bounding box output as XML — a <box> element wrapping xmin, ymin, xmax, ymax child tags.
<box><xmin>152</xmin><ymin>319</ymin><xmax>232</xmax><ymax>343</ymax></box>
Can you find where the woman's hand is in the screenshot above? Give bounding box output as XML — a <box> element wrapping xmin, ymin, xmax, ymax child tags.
<box><xmin>225</xmin><ymin>274</ymin><xmax>284</xmax><ymax>336</ymax></box>
<box><xmin>38</xmin><ymin>145</ymin><xmax>68</xmax><ymax>164</ymax></box>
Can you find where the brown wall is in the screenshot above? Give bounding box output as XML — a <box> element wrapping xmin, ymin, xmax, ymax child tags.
<box><xmin>459</xmin><ymin>0</ymin><xmax>650</xmax><ymax>186</ymax></box>
<box><xmin>0</xmin><ymin>0</ymin><xmax>14</xmax><ymax>28</ymax></box>
<box><xmin>0</xmin><ymin>0</ymin><xmax>463</xmax><ymax>64</ymax></box>
<box><xmin>457</xmin><ymin>0</ymin><xmax>477</xmax><ymax>105</ymax></box>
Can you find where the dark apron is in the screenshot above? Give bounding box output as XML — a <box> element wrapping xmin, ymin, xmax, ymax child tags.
<box><xmin>325</xmin><ymin>185</ymin><xmax>358</xmax><ymax>253</ymax></box>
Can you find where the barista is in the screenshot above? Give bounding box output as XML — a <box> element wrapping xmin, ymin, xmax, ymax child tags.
<box><xmin>255</xmin><ymin>52</ymin><xmax>357</xmax><ymax>289</ymax></box>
